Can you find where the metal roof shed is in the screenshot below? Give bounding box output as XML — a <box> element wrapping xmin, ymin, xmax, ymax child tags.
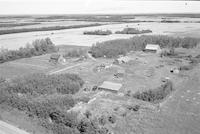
<box><xmin>98</xmin><ymin>81</ymin><xmax>122</xmax><ymax>93</ymax></box>
<box><xmin>145</xmin><ymin>44</ymin><xmax>161</xmax><ymax>53</ymax></box>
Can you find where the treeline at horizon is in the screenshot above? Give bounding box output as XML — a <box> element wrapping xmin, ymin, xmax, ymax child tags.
<box><xmin>0</xmin><ymin>23</ymin><xmax>102</xmax><ymax>35</ymax></box>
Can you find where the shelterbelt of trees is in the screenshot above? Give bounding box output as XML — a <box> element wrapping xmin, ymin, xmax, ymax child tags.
<box><xmin>0</xmin><ymin>73</ymin><xmax>112</xmax><ymax>134</ymax></box>
<box><xmin>0</xmin><ymin>38</ymin><xmax>57</xmax><ymax>63</ymax></box>
<box><xmin>90</xmin><ymin>35</ymin><xmax>200</xmax><ymax>58</ymax></box>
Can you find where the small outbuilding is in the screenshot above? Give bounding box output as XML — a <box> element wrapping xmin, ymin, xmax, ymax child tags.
<box><xmin>98</xmin><ymin>81</ymin><xmax>122</xmax><ymax>93</ymax></box>
<box><xmin>144</xmin><ymin>44</ymin><xmax>161</xmax><ymax>53</ymax></box>
<box><xmin>49</xmin><ymin>54</ymin><xmax>66</xmax><ymax>64</ymax></box>
<box><xmin>114</xmin><ymin>56</ymin><xmax>130</xmax><ymax>64</ymax></box>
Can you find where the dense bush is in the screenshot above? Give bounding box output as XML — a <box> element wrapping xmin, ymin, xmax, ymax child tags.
<box><xmin>0</xmin><ymin>73</ymin><xmax>109</xmax><ymax>134</ymax></box>
<box><xmin>0</xmin><ymin>91</ymin><xmax>75</xmax><ymax>118</ymax></box>
<box><xmin>0</xmin><ymin>90</ymin><xmax>108</xmax><ymax>134</ymax></box>
<box><xmin>91</xmin><ymin>39</ymin><xmax>133</xmax><ymax>58</ymax></box>
<box><xmin>77</xmin><ymin>117</ymin><xmax>109</xmax><ymax>134</ymax></box>
<box><xmin>64</xmin><ymin>49</ymin><xmax>87</xmax><ymax>58</ymax></box>
<box><xmin>115</xmin><ymin>28</ymin><xmax>152</xmax><ymax>34</ymax></box>
<box><xmin>133</xmin><ymin>80</ymin><xmax>174</xmax><ymax>103</ymax></box>
<box><xmin>5</xmin><ymin>73</ymin><xmax>84</xmax><ymax>95</ymax></box>
<box><xmin>0</xmin><ymin>38</ymin><xmax>57</xmax><ymax>63</ymax></box>
<box><xmin>0</xmin><ymin>90</ymin><xmax>78</xmax><ymax>134</ymax></box>
<box><xmin>83</xmin><ymin>30</ymin><xmax>112</xmax><ymax>35</ymax></box>
<box><xmin>90</xmin><ymin>35</ymin><xmax>200</xmax><ymax>58</ymax></box>
<box><xmin>126</xmin><ymin>105</ymin><xmax>140</xmax><ymax>112</ymax></box>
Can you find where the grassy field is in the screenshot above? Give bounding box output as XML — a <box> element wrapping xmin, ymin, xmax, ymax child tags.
<box><xmin>0</xmin><ymin>45</ymin><xmax>88</xmax><ymax>79</ymax></box>
<box><xmin>0</xmin><ymin>46</ymin><xmax>200</xmax><ymax>134</ymax></box>
<box><xmin>0</xmin><ymin>54</ymin><xmax>53</xmax><ymax>79</ymax></box>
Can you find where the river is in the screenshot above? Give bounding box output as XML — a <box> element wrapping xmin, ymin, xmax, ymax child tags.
<box><xmin>1</xmin><ymin>22</ymin><xmax>200</xmax><ymax>50</ymax></box>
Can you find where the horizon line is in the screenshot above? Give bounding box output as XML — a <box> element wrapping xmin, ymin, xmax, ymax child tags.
<box><xmin>0</xmin><ymin>12</ymin><xmax>200</xmax><ymax>16</ymax></box>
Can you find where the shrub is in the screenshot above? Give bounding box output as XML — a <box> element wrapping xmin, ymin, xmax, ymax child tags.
<box><xmin>126</xmin><ymin>105</ymin><xmax>140</xmax><ymax>112</ymax></box>
<box><xmin>0</xmin><ymin>77</ymin><xmax>6</xmax><ymax>84</ymax></box>
<box><xmin>98</xmin><ymin>115</ymin><xmax>107</xmax><ymax>126</ymax></box>
<box><xmin>77</xmin><ymin>117</ymin><xmax>105</xmax><ymax>134</ymax></box>
<box><xmin>108</xmin><ymin>115</ymin><xmax>116</xmax><ymax>124</ymax></box>
<box><xmin>133</xmin><ymin>80</ymin><xmax>174</xmax><ymax>103</ymax></box>
<box><xmin>125</xmin><ymin>90</ymin><xmax>132</xmax><ymax>97</ymax></box>
<box><xmin>92</xmin><ymin>86</ymin><xmax>98</xmax><ymax>91</ymax></box>
<box><xmin>84</xmin><ymin>110</ymin><xmax>92</xmax><ymax>119</ymax></box>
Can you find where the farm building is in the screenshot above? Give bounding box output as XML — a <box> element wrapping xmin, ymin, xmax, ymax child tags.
<box><xmin>114</xmin><ymin>56</ymin><xmax>130</xmax><ymax>64</ymax></box>
<box><xmin>49</xmin><ymin>54</ymin><xmax>66</xmax><ymax>64</ymax></box>
<box><xmin>98</xmin><ymin>81</ymin><xmax>122</xmax><ymax>93</ymax></box>
<box><xmin>144</xmin><ymin>44</ymin><xmax>161</xmax><ymax>53</ymax></box>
